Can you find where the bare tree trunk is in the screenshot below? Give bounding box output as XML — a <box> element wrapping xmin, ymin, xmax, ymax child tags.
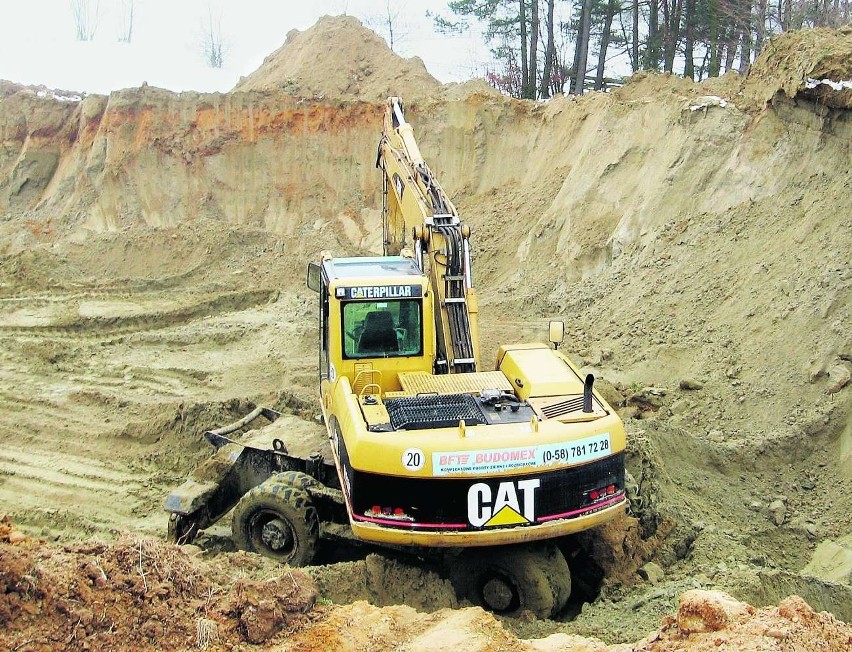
<box><xmin>756</xmin><ymin>0</ymin><xmax>768</xmax><ymax>54</ymax></box>
<box><xmin>784</xmin><ymin>0</ymin><xmax>793</xmax><ymax>28</ymax></box>
<box><xmin>71</xmin><ymin>0</ymin><xmax>100</xmax><ymax>41</ymax></box>
<box><xmin>684</xmin><ymin>0</ymin><xmax>696</xmax><ymax>79</ymax></box>
<box><xmin>202</xmin><ymin>1</ymin><xmax>226</xmax><ymax>68</ymax></box>
<box><xmin>662</xmin><ymin>0</ymin><xmax>671</xmax><ymax>71</ymax></box>
<box><xmin>739</xmin><ymin>5</ymin><xmax>753</xmax><ymax>73</ymax></box>
<box><xmin>520</xmin><ymin>0</ymin><xmax>529</xmax><ymax>99</ymax></box>
<box><xmin>708</xmin><ymin>0</ymin><xmax>721</xmax><ymax>77</ymax></box>
<box><xmin>539</xmin><ymin>0</ymin><xmax>556</xmax><ymax>98</ymax></box>
<box><xmin>573</xmin><ymin>0</ymin><xmax>593</xmax><ymax>94</ymax></box>
<box><xmin>118</xmin><ymin>0</ymin><xmax>134</xmax><ymax>43</ymax></box>
<box><xmin>662</xmin><ymin>0</ymin><xmax>684</xmax><ymax>72</ymax></box>
<box><xmin>698</xmin><ymin>47</ymin><xmax>710</xmax><ymax>81</ymax></box>
<box><xmin>646</xmin><ymin>0</ymin><xmax>661</xmax><ymax>69</ymax></box>
<box><xmin>595</xmin><ymin>0</ymin><xmax>617</xmax><ymax>89</ymax></box>
<box><xmin>527</xmin><ymin>0</ymin><xmax>540</xmax><ymax>99</ymax></box>
<box><xmin>632</xmin><ymin>0</ymin><xmax>640</xmax><ymax>71</ymax></box>
<box><xmin>724</xmin><ymin>28</ymin><xmax>739</xmax><ymax>72</ymax></box>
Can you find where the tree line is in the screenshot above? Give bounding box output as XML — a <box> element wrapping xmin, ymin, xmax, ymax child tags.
<box><xmin>433</xmin><ymin>0</ymin><xmax>851</xmax><ymax>97</ymax></box>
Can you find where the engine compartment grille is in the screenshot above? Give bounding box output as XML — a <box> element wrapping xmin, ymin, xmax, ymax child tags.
<box><xmin>384</xmin><ymin>393</ymin><xmax>487</xmax><ymax>430</ymax></box>
<box><xmin>539</xmin><ymin>396</ymin><xmax>585</xmax><ymax>418</ymax></box>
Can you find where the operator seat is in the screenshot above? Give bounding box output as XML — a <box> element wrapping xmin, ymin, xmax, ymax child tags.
<box><xmin>359</xmin><ymin>310</ymin><xmax>398</xmax><ymax>354</ymax></box>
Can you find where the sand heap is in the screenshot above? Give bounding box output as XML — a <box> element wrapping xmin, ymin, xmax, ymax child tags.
<box><xmin>743</xmin><ymin>26</ymin><xmax>852</xmax><ymax>109</ymax></box>
<box><xmin>232</xmin><ymin>15</ymin><xmax>441</xmax><ymax>101</ymax></box>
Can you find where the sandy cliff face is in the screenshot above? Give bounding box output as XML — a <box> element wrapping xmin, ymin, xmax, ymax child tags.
<box><xmin>1</xmin><ymin>28</ymin><xmax>849</xmax><ymax>271</ymax></box>
<box><xmin>0</xmin><ymin>85</ymin><xmax>384</xmax><ymax>244</ymax></box>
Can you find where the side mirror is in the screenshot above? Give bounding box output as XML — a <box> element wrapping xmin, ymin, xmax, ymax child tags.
<box><xmin>548</xmin><ymin>321</ymin><xmax>565</xmax><ymax>349</ymax></box>
<box><xmin>306</xmin><ymin>262</ymin><xmax>321</xmax><ymax>293</ymax></box>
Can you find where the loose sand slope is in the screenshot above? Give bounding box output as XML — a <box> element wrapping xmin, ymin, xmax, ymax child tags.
<box><xmin>0</xmin><ymin>18</ymin><xmax>850</xmax><ymax>652</ymax></box>
<box><xmin>232</xmin><ymin>15</ymin><xmax>441</xmax><ymax>101</ymax></box>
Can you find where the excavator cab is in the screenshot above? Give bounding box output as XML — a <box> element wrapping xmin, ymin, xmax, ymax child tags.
<box><xmin>307</xmin><ymin>255</ymin><xmax>434</xmax><ymax>394</ymax></box>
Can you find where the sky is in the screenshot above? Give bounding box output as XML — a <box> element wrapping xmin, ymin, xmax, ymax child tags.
<box><xmin>0</xmin><ymin>0</ymin><xmax>494</xmax><ymax>94</ymax></box>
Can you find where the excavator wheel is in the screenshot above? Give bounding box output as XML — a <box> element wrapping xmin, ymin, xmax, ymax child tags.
<box><xmin>231</xmin><ymin>479</ymin><xmax>319</xmax><ymax>565</ymax></box>
<box><xmin>449</xmin><ymin>543</ymin><xmax>572</xmax><ymax>619</ymax></box>
<box><xmin>167</xmin><ymin>511</ymin><xmax>202</xmax><ymax>545</ymax></box>
<box><xmin>271</xmin><ymin>470</ymin><xmax>319</xmax><ymax>490</ymax></box>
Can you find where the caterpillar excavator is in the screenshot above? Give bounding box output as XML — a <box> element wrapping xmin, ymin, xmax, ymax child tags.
<box><xmin>164</xmin><ymin>98</ymin><xmax>627</xmax><ymax>618</ymax></box>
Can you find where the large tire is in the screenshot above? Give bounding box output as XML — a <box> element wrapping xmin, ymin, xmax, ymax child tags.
<box><xmin>449</xmin><ymin>543</ymin><xmax>572</xmax><ymax>619</ymax></box>
<box><xmin>271</xmin><ymin>470</ymin><xmax>319</xmax><ymax>490</ymax></box>
<box><xmin>231</xmin><ymin>480</ymin><xmax>319</xmax><ymax>566</ymax></box>
<box><xmin>167</xmin><ymin>511</ymin><xmax>202</xmax><ymax>545</ymax></box>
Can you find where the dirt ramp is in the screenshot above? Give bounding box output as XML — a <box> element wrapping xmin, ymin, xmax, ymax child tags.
<box><xmin>233</xmin><ymin>15</ymin><xmax>441</xmax><ymax>101</ymax></box>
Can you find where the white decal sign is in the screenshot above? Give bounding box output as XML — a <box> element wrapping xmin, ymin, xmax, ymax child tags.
<box><xmin>432</xmin><ymin>433</ymin><xmax>611</xmax><ymax>476</ymax></box>
<box><xmin>402</xmin><ymin>447</ymin><xmax>425</xmax><ymax>471</ymax></box>
<box><xmin>467</xmin><ymin>479</ymin><xmax>540</xmax><ymax>527</ymax></box>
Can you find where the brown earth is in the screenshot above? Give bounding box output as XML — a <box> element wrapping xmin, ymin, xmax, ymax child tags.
<box><xmin>0</xmin><ymin>17</ymin><xmax>850</xmax><ymax>652</ymax></box>
<box><xmin>232</xmin><ymin>15</ymin><xmax>442</xmax><ymax>101</ymax></box>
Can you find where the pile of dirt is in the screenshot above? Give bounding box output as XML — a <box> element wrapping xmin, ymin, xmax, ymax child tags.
<box><xmin>0</xmin><ymin>518</ymin><xmax>318</xmax><ymax>651</ymax></box>
<box><xmin>5</xmin><ymin>516</ymin><xmax>847</xmax><ymax>652</ymax></box>
<box><xmin>743</xmin><ymin>26</ymin><xmax>852</xmax><ymax>109</ymax></box>
<box><xmin>284</xmin><ymin>588</ymin><xmax>852</xmax><ymax>651</ymax></box>
<box><xmin>232</xmin><ymin>15</ymin><xmax>441</xmax><ymax>101</ymax></box>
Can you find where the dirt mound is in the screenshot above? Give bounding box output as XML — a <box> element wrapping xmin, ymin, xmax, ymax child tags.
<box><xmin>233</xmin><ymin>15</ymin><xmax>441</xmax><ymax>101</ymax></box>
<box><xmin>308</xmin><ymin>553</ymin><xmax>459</xmax><ymax>611</ymax></box>
<box><xmin>644</xmin><ymin>590</ymin><xmax>852</xmax><ymax>651</ymax></box>
<box><xmin>3</xmin><ymin>520</ymin><xmax>848</xmax><ymax>652</ymax></box>
<box><xmin>283</xmin><ymin>589</ymin><xmax>851</xmax><ymax>651</ymax></box>
<box><xmin>743</xmin><ymin>26</ymin><xmax>852</xmax><ymax>109</ymax></box>
<box><xmin>0</xmin><ymin>520</ymin><xmax>318</xmax><ymax>651</ymax></box>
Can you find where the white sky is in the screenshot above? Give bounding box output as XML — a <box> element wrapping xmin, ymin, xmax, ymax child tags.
<box><xmin>0</xmin><ymin>1</ymin><xmax>493</xmax><ymax>94</ymax></box>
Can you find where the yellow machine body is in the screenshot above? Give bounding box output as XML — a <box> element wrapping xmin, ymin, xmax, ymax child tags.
<box><xmin>308</xmin><ymin>98</ymin><xmax>627</xmax><ymax>549</ymax></box>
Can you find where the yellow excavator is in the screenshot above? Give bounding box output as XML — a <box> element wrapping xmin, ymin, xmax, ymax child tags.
<box><xmin>165</xmin><ymin>98</ymin><xmax>627</xmax><ymax>618</ymax></box>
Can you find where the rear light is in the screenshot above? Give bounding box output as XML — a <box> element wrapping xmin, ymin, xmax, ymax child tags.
<box><xmin>588</xmin><ymin>483</ymin><xmax>620</xmax><ymax>503</ymax></box>
<box><xmin>363</xmin><ymin>505</ymin><xmax>415</xmax><ymax>522</ymax></box>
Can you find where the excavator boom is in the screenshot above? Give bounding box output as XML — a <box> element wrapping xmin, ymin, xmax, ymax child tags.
<box><xmin>377</xmin><ymin>97</ymin><xmax>478</xmax><ymax>374</ymax></box>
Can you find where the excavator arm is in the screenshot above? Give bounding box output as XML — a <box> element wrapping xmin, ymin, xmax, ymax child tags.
<box><xmin>376</xmin><ymin>97</ymin><xmax>479</xmax><ymax>374</ymax></box>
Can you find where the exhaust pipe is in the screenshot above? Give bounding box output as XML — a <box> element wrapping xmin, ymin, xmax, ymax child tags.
<box><xmin>583</xmin><ymin>374</ymin><xmax>595</xmax><ymax>413</ymax></box>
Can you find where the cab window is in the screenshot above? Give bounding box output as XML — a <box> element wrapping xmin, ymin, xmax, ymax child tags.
<box><xmin>342</xmin><ymin>300</ymin><xmax>422</xmax><ymax>359</ymax></box>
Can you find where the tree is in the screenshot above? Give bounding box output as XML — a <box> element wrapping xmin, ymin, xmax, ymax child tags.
<box><xmin>70</xmin><ymin>0</ymin><xmax>100</xmax><ymax>41</ymax></box>
<box><xmin>683</xmin><ymin>0</ymin><xmax>697</xmax><ymax>78</ymax></box>
<box><xmin>432</xmin><ymin>0</ymin><xmax>542</xmax><ymax>99</ymax></box>
<box><xmin>661</xmin><ymin>0</ymin><xmax>685</xmax><ymax>72</ymax></box>
<box><xmin>573</xmin><ymin>0</ymin><xmax>593</xmax><ymax>93</ymax></box>
<box><xmin>526</xmin><ymin>0</ymin><xmax>540</xmax><ymax>99</ymax></box>
<box><xmin>594</xmin><ymin>0</ymin><xmax>619</xmax><ymax>89</ymax></box>
<box><xmin>364</xmin><ymin>0</ymin><xmax>409</xmax><ymax>52</ymax></box>
<box><xmin>117</xmin><ymin>0</ymin><xmax>136</xmax><ymax>43</ymax></box>
<box><xmin>539</xmin><ymin>0</ymin><xmax>557</xmax><ymax>97</ymax></box>
<box><xmin>200</xmin><ymin>1</ymin><xmax>227</xmax><ymax>69</ymax></box>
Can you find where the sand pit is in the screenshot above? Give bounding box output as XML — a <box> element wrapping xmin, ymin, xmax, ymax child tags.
<box><xmin>0</xmin><ymin>16</ymin><xmax>849</xmax><ymax>652</ymax></box>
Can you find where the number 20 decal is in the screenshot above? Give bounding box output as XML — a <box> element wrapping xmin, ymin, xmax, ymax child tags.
<box><xmin>402</xmin><ymin>448</ymin><xmax>425</xmax><ymax>471</ymax></box>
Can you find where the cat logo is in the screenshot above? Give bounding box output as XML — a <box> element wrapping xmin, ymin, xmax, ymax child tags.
<box><xmin>467</xmin><ymin>479</ymin><xmax>540</xmax><ymax>527</ymax></box>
